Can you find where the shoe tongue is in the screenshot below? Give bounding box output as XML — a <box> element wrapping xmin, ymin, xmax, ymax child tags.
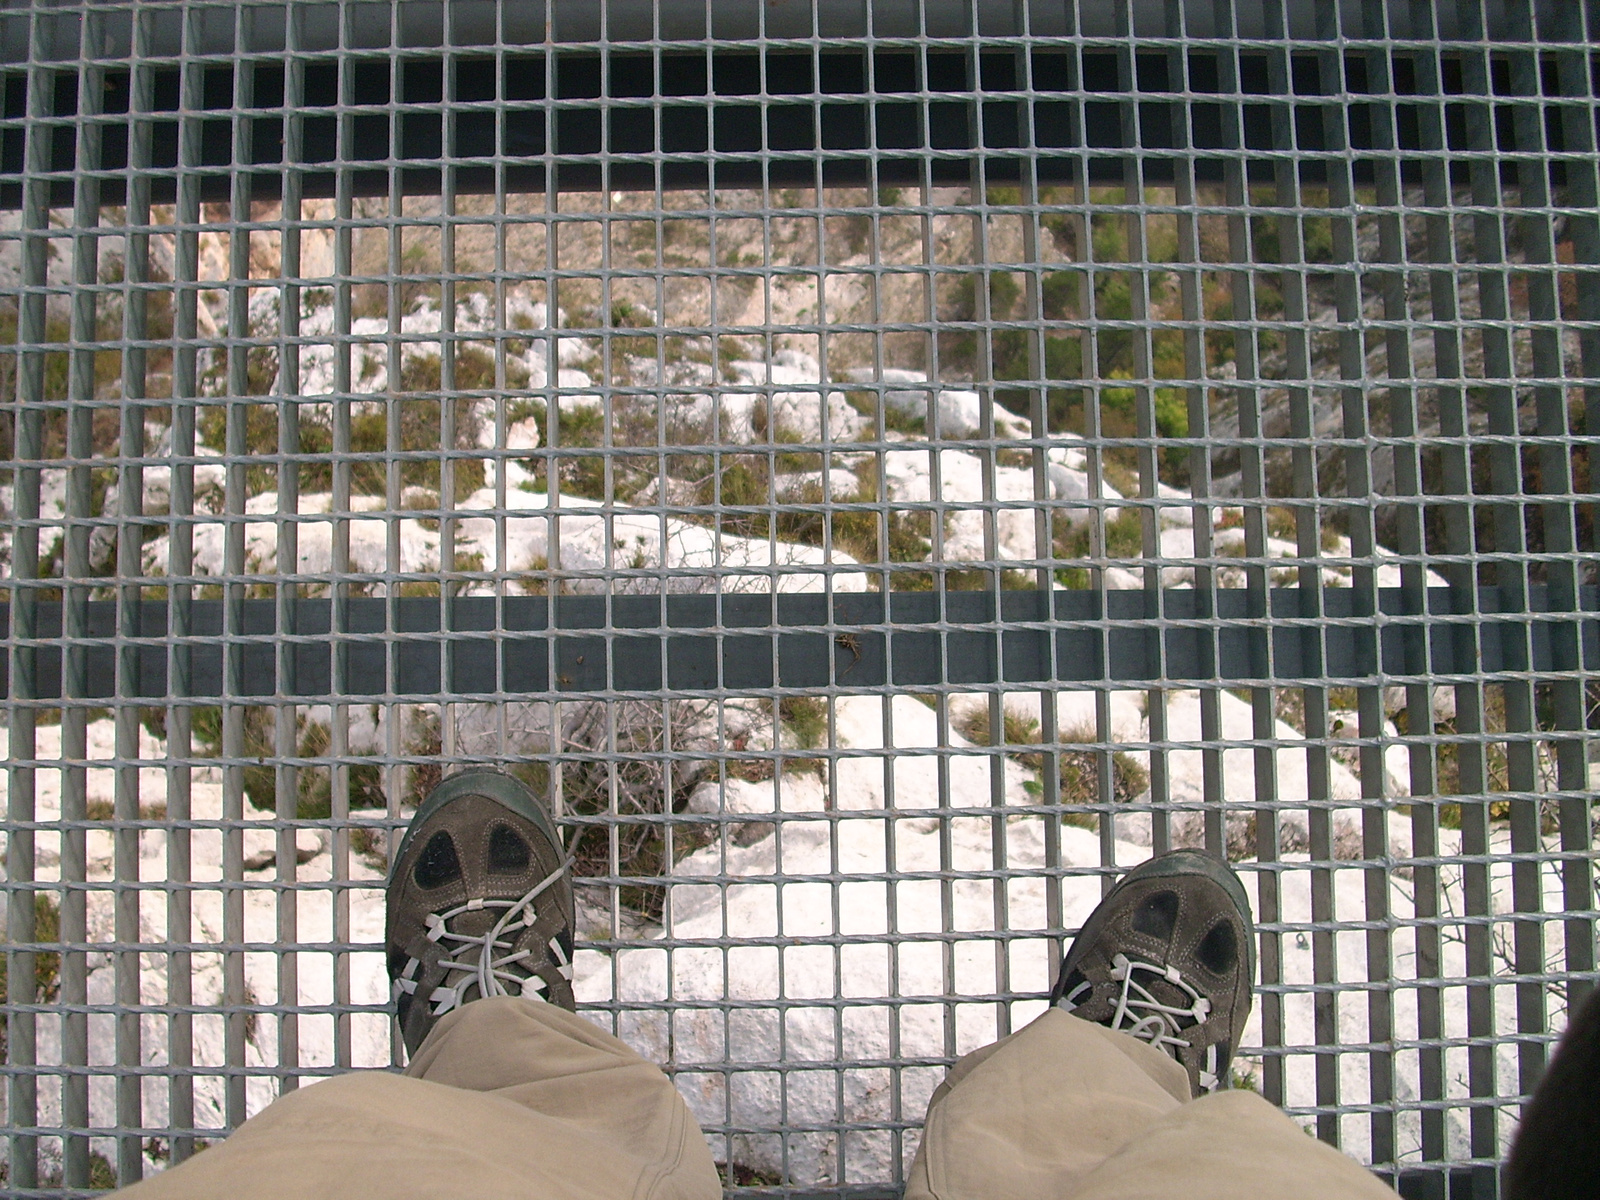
<box><xmin>1137</xmin><ymin>980</ymin><xmax>1199</xmax><ymax>1033</ymax></box>
<box><xmin>451</xmin><ymin>906</ymin><xmax>500</xmax><ymax>939</ymax></box>
<box><xmin>435</xmin><ymin>911</ymin><xmax>502</xmax><ymax>1004</ymax></box>
<box><xmin>1111</xmin><ymin>954</ymin><xmax>1205</xmax><ymax>1036</ymax></box>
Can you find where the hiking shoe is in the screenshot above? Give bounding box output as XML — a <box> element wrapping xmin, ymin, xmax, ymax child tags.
<box><xmin>386</xmin><ymin>768</ymin><xmax>575</xmax><ymax>1056</ymax></box>
<box><xmin>1050</xmin><ymin>849</ymin><xmax>1255</xmax><ymax>1096</ymax></box>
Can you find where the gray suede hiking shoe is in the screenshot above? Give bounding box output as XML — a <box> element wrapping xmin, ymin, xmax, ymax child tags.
<box><xmin>1050</xmin><ymin>850</ymin><xmax>1255</xmax><ymax>1097</ymax></box>
<box><xmin>386</xmin><ymin>768</ymin><xmax>575</xmax><ymax>1056</ymax></box>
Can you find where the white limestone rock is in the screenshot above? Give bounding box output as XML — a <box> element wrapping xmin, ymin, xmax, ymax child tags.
<box><xmin>578</xmin><ymin>807</ymin><xmax>1137</xmax><ymax>1186</ymax></box>
<box><xmin>843</xmin><ymin>368</ymin><xmax>1024</xmax><ymax>439</ymax></box>
<box><xmin>944</xmin><ymin>689</ymin><xmax>1147</xmax><ymax>745</ymax></box>
<box><xmin>879</xmin><ymin>447</ymin><xmax>1045</xmax><ymax>564</ymax></box>
<box><xmin>775</xmin><ymin>468</ymin><xmax>861</xmax><ymax>500</ymax></box>
<box><xmin>728</xmin><ymin>352</ymin><xmax>865</xmax><ymax>443</ymax></box>
<box><xmin>1133</xmin><ymin>688</ymin><xmax>1409</xmax><ymax>860</ymax></box>
<box><xmin>138</xmin><ymin>480</ymin><xmax>872</xmax><ymax>598</ymax></box>
<box><xmin>506</xmin><ymin>415</ymin><xmax>542</xmax><ymax>451</ymax></box>
<box><xmin>684</xmin><ymin>773</ymin><xmax>828</xmax><ymax>819</ymax></box>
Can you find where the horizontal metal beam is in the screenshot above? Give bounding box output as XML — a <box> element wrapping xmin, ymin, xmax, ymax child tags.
<box><xmin>6</xmin><ymin>587</ymin><xmax>1596</xmax><ymax>701</ymax></box>
<box><xmin>0</xmin><ymin>0</ymin><xmax>1549</xmax><ymax>61</ymax></box>
<box><xmin>7</xmin><ymin>46</ymin><xmax>1592</xmax><ymax>206</ymax></box>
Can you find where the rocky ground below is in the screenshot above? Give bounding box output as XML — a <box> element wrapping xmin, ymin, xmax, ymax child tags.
<box><xmin>0</xmin><ymin>182</ymin><xmax>1588</xmax><ymax>1186</ymax></box>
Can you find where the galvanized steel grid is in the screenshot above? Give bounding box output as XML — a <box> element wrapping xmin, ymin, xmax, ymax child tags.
<box><xmin>1</xmin><ymin>0</ymin><xmax>1598</xmax><ymax>1195</ymax></box>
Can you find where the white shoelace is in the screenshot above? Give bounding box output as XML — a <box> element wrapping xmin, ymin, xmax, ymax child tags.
<box><xmin>1059</xmin><ymin>952</ymin><xmax>1220</xmax><ymax>1088</ymax></box>
<box><xmin>394</xmin><ymin>854</ymin><xmax>575</xmax><ymax>1016</ymax></box>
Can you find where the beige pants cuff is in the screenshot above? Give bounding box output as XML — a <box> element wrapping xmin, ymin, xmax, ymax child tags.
<box><xmin>906</xmin><ymin>1008</ymin><xmax>1398</xmax><ymax>1200</ymax></box>
<box><xmin>110</xmin><ymin>996</ymin><xmax>721</xmax><ymax>1200</ymax></box>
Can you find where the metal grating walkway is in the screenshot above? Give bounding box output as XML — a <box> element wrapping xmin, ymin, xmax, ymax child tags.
<box><xmin>2</xmin><ymin>0</ymin><xmax>1599</xmax><ymax>1195</ymax></box>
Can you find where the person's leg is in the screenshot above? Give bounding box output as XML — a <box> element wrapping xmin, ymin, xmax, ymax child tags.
<box><xmin>1068</xmin><ymin>1086</ymin><xmax>1400</xmax><ymax>1200</ymax></box>
<box><xmin>112</xmin><ymin>996</ymin><xmax>720</xmax><ymax>1200</ymax></box>
<box><xmin>906</xmin><ymin>850</ymin><xmax>1397</xmax><ymax>1200</ymax></box>
<box><xmin>904</xmin><ymin>1008</ymin><xmax>1189</xmax><ymax>1200</ymax></box>
<box><xmin>906</xmin><ymin>1008</ymin><xmax>1392</xmax><ymax>1200</ymax></box>
<box><xmin>112</xmin><ymin>769</ymin><xmax>720</xmax><ymax>1200</ymax></box>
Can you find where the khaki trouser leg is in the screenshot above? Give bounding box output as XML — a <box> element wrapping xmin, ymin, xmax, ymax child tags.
<box><xmin>906</xmin><ymin>1008</ymin><xmax>1397</xmax><ymax>1200</ymax></box>
<box><xmin>113</xmin><ymin>997</ymin><xmax>721</xmax><ymax>1200</ymax></box>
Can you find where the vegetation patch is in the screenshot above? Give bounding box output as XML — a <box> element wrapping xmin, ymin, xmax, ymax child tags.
<box><xmin>1054</xmin><ymin>507</ymin><xmax>1147</xmax><ymax>566</ymax></box>
<box><xmin>558</xmin><ymin>699</ymin><xmax>721</xmax><ymax>921</ymax></box>
<box><xmin>180</xmin><ymin>705</ymin><xmax>388</xmax><ymax>820</ymax></box>
<box><xmin>776</xmin><ymin>696</ymin><xmax>828</xmax><ymax>750</ymax></box>
<box><xmin>0</xmin><ymin>892</ymin><xmax>62</xmax><ymax>1059</ymax></box>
